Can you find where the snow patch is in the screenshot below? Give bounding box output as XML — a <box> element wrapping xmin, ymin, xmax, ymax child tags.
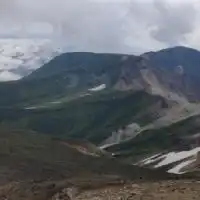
<box><xmin>154</xmin><ymin>147</ymin><xmax>200</xmax><ymax>168</ymax></box>
<box><xmin>50</xmin><ymin>101</ymin><xmax>61</xmax><ymax>104</ymax></box>
<box><xmin>168</xmin><ymin>159</ymin><xmax>195</xmax><ymax>174</ymax></box>
<box><xmin>25</xmin><ymin>101</ymin><xmax>62</xmax><ymax>110</ymax></box>
<box><xmin>25</xmin><ymin>106</ymin><xmax>41</xmax><ymax>110</ymax></box>
<box><xmin>139</xmin><ymin>147</ymin><xmax>200</xmax><ymax>174</ymax></box>
<box><xmin>89</xmin><ymin>84</ymin><xmax>106</xmax><ymax>92</ymax></box>
<box><xmin>99</xmin><ymin>142</ymin><xmax>117</xmax><ymax>150</ymax></box>
<box><xmin>141</xmin><ymin>153</ymin><xmax>162</xmax><ymax>165</ymax></box>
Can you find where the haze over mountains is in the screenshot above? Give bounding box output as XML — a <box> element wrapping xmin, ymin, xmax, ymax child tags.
<box><xmin>0</xmin><ymin>39</ymin><xmax>64</xmax><ymax>81</ymax></box>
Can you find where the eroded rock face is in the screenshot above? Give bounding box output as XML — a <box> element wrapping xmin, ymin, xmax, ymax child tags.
<box><xmin>102</xmin><ymin>123</ymin><xmax>141</xmax><ymax>145</ymax></box>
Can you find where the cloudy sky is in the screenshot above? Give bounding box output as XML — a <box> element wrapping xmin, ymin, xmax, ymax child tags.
<box><xmin>0</xmin><ymin>0</ymin><xmax>200</xmax><ymax>54</ymax></box>
<box><xmin>0</xmin><ymin>0</ymin><xmax>200</xmax><ymax>81</ymax></box>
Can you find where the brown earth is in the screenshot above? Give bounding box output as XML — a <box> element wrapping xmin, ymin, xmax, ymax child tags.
<box><xmin>1</xmin><ymin>179</ymin><xmax>200</xmax><ymax>200</ymax></box>
<box><xmin>72</xmin><ymin>180</ymin><xmax>200</xmax><ymax>200</ymax></box>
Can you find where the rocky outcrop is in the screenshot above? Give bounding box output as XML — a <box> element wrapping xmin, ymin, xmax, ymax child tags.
<box><xmin>52</xmin><ymin>187</ymin><xmax>79</xmax><ymax>200</ymax></box>
<box><xmin>101</xmin><ymin>123</ymin><xmax>141</xmax><ymax>146</ymax></box>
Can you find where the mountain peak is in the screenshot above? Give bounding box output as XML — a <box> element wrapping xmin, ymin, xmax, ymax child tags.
<box><xmin>156</xmin><ymin>46</ymin><xmax>200</xmax><ymax>54</ymax></box>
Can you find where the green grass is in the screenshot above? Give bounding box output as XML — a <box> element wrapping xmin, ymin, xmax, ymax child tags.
<box><xmin>0</xmin><ymin>90</ymin><xmax>165</xmax><ymax>144</ymax></box>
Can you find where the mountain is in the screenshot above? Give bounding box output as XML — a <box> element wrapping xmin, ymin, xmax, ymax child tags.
<box><xmin>144</xmin><ymin>46</ymin><xmax>200</xmax><ymax>101</ymax></box>
<box><xmin>0</xmin><ymin>46</ymin><xmax>200</xmax><ymax>103</ymax></box>
<box><xmin>0</xmin><ymin>53</ymin><xmax>154</xmax><ymax>107</ymax></box>
<box><xmin>25</xmin><ymin>46</ymin><xmax>200</xmax><ymax>102</ymax></box>
<box><xmin>0</xmin><ymin>51</ymin><xmax>174</xmax><ymax>145</ymax></box>
<box><xmin>22</xmin><ymin>47</ymin><xmax>200</xmax><ymax>174</ymax></box>
<box><xmin>145</xmin><ymin>46</ymin><xmax>200</xmax><ymax>76</ymax></box>
<box><xmin>0</xmin><ymin>90</ymin><xmax>168</xmax><ymax>144</ymax></box>
<box><xmin>0</xmin><ymin>38</ymin><xmax>63</xmax><ymax>81</ymax></box>
<box><xmin>1</xmin><ymin>46</ymin><xmax>200</xmax><ymax>198</ymax></box>
<box><xmin>1</xmin><ymin>47</ymin><xmax>200</xmax><ymax>144</ymax></box>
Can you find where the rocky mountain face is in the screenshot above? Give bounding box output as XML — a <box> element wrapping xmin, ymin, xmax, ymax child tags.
<box><xmin>144</xmin><ymin>46</ymin><xmax>200</xmax><ymax>101</ymax></box>
<box><xmin>1</xmin><ymin>47</ymin><xmax>200</xmax><ymax>149</ymax></box>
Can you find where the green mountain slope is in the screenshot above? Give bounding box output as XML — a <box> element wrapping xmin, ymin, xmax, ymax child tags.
<box><xmin>1</xmin><ymin>47</ymin><xmax>200</xmax><ymax>178</ymax></box>
<box><xmin>1</xmin><ymin>46</ymin><xmax>200</xmax><ymax>108</ymax></box>
<box><xmin>0</xmin><ymin>53</ymin><xmax>139</xmax><ymax>107</ymax></box>
<box><xmin>26</xmin><ymin>52</ymin><xmax>128</xmax><ymax>80</ymax></box>
<box><xmin>0</xmin><ymin>90</ymin><xmax>167</xmax><ymax>144</ymax></box>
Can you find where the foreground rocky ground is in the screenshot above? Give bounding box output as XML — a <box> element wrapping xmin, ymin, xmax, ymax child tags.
<box><xmin>0</xmin><ymin>179</ymin><xmax>200</xmax><ymax>199</ymax></box>
<box><xmin>71</xmin><ymin>181</ymin><xmax>200</xmax><ymax>200</ymax></box>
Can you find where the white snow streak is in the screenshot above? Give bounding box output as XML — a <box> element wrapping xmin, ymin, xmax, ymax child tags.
<box><xmin>141</xmin><ymin>153</ymin><xmax>162</xmax><ymax>165</ymax></box>
<box><xmin>168</xmin><ymin>159</ymin><xmax>195</xmax><ymax>174</ymax></box>
<box><xmin>89</xmin><ymin>84</ymin><xmax>106</xmax><ymax>92</ymax></box>
<box><xmin>99</xmin><ymin>142</ymin><xmax>117</xmax><ymax>150</ymax></box>
<box><xmin>138</xmin><ymin>147</ymin><xmax>200</xmax><ymax>174</ymax></box>
<box><xmin>154</xmin><ymin>147</ymin><xmax>200</xmax><ymax>168</ymax></box>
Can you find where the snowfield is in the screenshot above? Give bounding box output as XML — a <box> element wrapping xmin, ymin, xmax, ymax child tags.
<box><xmin>139</xmin><ymin>147</ymin><xmax>200</xmax><ymax>174</ymax></box>
<box><xmin>154</xmin><ymin>147</ymin><xmax>200</xmax><ymax>168</ymax></box>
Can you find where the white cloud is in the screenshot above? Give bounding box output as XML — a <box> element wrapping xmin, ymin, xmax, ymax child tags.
<box><xmin>0</xmin><ymin>0</ymin><xmax>200</xmax><ymax>54</ymax></box>
<box><xmin>0</xmin><ymin>0</ymin><xmax>200</xmax><ymax>81</ymax></box>
<box><xmin>0</xmin><ymin>71</ymin><xmax>21</xmax><ymax>81</ymax></box>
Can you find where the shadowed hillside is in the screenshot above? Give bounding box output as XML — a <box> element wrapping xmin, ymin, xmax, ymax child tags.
<box><xmin>0</xmin><ymin>130</ymin><xmax>176</xmax><ymax>185</ymax></box>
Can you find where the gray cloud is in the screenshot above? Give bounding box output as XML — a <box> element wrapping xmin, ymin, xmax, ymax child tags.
<box><xmin>0</xmin><ymin>0</ymin><xmax>133</xmax><ymax>53</ymax></box>
<box><xmin>151</xmin><ymin>0</ymin><xmax>197</xmax><ymax>45</ymax></box>
<box><xmin>0</xmin><ymin>0</ymin><xmax>199</xmax><ymax>54</ymax></box>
